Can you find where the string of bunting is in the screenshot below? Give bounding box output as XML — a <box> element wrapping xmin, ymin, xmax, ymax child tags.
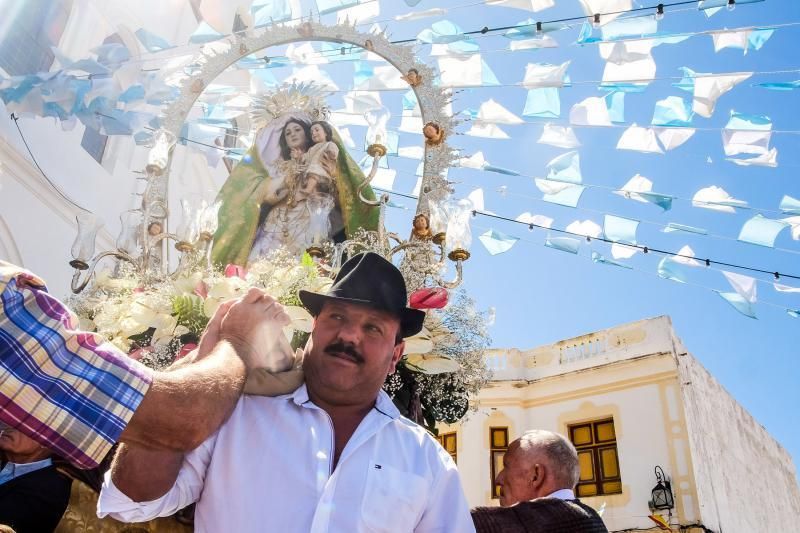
<box><xmin>371</xmin><ymin>186</ymin><xmax>800</xmax><ymax>281</ymax></box>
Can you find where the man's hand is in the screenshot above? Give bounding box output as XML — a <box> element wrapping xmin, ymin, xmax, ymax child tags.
<box><xmin>220</xmin><ymin>288</ymin><xmax>294</xmax><ymax>372</ymax></box>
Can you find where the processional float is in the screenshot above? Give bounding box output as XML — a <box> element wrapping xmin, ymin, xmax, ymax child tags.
<box><xmin>67</xmin><ymin>20</ymin><xmax>491</xmax><ymax>431</ymax></box>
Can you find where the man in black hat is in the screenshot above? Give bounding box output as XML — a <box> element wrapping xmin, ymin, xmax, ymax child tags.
<box><xmin>99</xmin><ymin>252</ymin><xmax>475</xmax><ymax>533</ymax></box>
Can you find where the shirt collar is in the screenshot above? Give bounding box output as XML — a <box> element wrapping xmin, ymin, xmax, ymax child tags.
<box><xmin>544</xmin><ymin>488</ymin><xmax>576</xmax><ymax>500</ymax></box>
<box><xmin>289</xmin><ymin>384</ymin><xmax>400</xmax><ymax>420</ymax></box>
<box><xmin>0</xmin><ymin>458</ymin><xmax>52</xmax><ymax>485</ymax></box>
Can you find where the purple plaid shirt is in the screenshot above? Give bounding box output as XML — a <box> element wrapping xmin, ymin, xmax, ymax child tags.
<box><xmin>1</xmin><ymin>261</ymin><xmax>152</xmax><ymax>469</ymax></box>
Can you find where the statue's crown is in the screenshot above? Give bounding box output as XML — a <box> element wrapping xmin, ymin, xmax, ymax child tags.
<box><xmin>251</xmin><ymin>82</ymin><xmax>331</xmax><ymax>130</ymax></box>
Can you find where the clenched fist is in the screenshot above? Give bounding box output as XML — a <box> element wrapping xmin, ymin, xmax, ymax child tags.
<box><xmin>219</xmin><ymin>288</ymin><xmax>295</xmax><ymax>372</ymax></box>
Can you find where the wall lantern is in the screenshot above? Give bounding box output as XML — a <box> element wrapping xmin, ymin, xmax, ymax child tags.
<box><xmin>649</xmin><ymin>465</ymin><xmax>675</xmax><ymax>511</ymax></box>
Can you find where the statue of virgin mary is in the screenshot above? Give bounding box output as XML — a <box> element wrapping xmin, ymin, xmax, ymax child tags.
<box><xmin>210</xmin><ymin>86</ymin><xmax>380</xmax><ymax>267</ymax></box>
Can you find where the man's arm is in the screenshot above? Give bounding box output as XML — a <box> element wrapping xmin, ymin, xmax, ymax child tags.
<box><xmin>109</xmin><ymin>288</ymin><xmax>290</xmax><ymax>502</ymax></box>
<box><xmin>98</xmin><ymin>429</ymin><xmax>218</xmax><ymax>521</ymax></box>
<box><xmin>119</xmin><ymin>329</ymin><xmax>246</xmax><ymax>451</ymax></box>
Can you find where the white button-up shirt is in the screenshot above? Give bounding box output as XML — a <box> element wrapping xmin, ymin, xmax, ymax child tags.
<box><xmin>98</xmin><ymin>385</ymin><xmax>475</xmax><ymax>533</ymax></box>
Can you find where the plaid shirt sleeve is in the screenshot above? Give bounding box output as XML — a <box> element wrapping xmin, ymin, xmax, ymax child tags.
<box><xmin>0</xmin><ymin>261</ymin><xmax>153</xmax><ymax>469</ymax></box>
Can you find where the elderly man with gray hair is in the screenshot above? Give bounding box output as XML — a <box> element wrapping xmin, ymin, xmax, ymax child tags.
<box><xmin>471</xmin><ymin>429</ymin><xmax>608</xmax><ymax>533</ymax></box>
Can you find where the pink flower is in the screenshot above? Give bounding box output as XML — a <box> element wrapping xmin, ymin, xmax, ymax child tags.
<box><xmin>194</xmin><ymin>280</ymin><xmax>209</xmax><ymax>299</ymax></box>
<box><xmin>224</xmin><ymin>264</ymin><xmax>247</xmax><ymax>279</ymax></box>
<box><xmin>177</xmin><ymin>343</ymin><xmax>198</xmax><ymax>360</ymax></box>
<box><xmin>409</xmin><ymin>287</ymin><xmax>448</xmax><ymax>310</ymax></box>
<box><xmin>129</xmin><ymin>346</ymin><xmax>154</xmax><ymax>361</ymax></box>
<box><xmin>133</xmin><ymin>287</ymin><xmax>145</xmax><ymax>293</ymax></box>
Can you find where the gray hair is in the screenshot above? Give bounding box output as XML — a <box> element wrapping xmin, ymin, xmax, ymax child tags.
<box><xmin>518</xmin><ymin>429</ymin><xmax>580</xmax><ymax>489</ymax></box>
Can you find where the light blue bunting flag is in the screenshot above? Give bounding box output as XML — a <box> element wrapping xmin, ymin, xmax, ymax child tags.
<box><xmin>576</xmin><ymin>21</ymin><xmax>595</xmax><ymax>44</ymax></box>
<box><xmin>601</xmin><ymin>16</ymin><xmax>658</xmax><ymax>41</ymax></box>
<box><xmin>652</xmin><ymin>96</ymin><xmax>693</xmax><ymax>127</ymax></box>
<box><xmin>754</xmin><ymin>80</ymin><xmax>800</xmax><ymax>91</ymax></box>
<box><xmin>483</xmin><ymin>165</ymin><xmax>520</xmax><ymax>176</ymax></box>
<box><xmin>522</xmin><ymin>88</ymin><xmax>560</xmax><ymax>118</ymax></box>
<box><xmin>479</xmin><ymin>229</ymin><xmax>519</xmax><ymax>255</ymax></box>
<box><xmin>546</xmin><ymin>151</ymin><xmax>581</xmax><ymax>184</ymax></box>
<box><xmin>402</xmin><ymin>90</ymin><xmax>418</xmax><ymax>110</ymax></box>
<box><xmin>737</xmin><ymin>214</ymin><xmax>789</xmax><ymax>247</ymax></box>
<box><xmin>315</xmin><ymin>0</ymin><xmax>358</xmax><ymax>15</ymax></box>
<box><xmin>504</xmin><ymin>19</ymin><xmax>539</xmax><ymax>40</ymax></box>
<box><xmin>482</xmin><ymin>59</ymin><xmax>500</xmax><ymax>86</ymax></box>
<box><xmin>605</xmin><ymin>92</ymin><xmax>625</xmax><ymax>123</ymax></box>
<box><xmin>779</xmin><ymin>195</ymin><xmax>800</xmax><ymax>215</ymax></box>
<box><xmin>603</xmin><ymin>215</ymin><xmax>639</xmax><ymax>245</ymax></box>
<box><xmin>673</xmin><ymin>67</ymin><xmax>696</xmax><ymax>92</ymax></box>
<box><xmin>250</xmin><ymin>69</ymin><xmax>279</xmax><ymax>87</ymax></box>
<box><xmin>591</xmin><ymin>251</ymin><xmax>632</xmax><ymax>269</ymax></box>
<box><xmin>134</xmin><ymin>28</ymin><xmax>174</xmax><ymax>52</ymax></box>
<box><xmin>119</xmin><ymin>85</ymin><xmax>145</xmax><ymax>103</ymax></box>
<box><xmin>716</xmin><ymin>291</ymin><xmax>757</xmax><ymax>319</ymax></box>
<box><xmin>700</xmin><ymin>0</ymin><xmax>764</xmax><ymax>10</ymax></box>
<box><xmin>545</xmin><ymin>236</ymin><xmax>581</xmax><ymax>254</ymax></box>
<box><xmin>748</xmin><ymin>28</ymin><xmax>775</xmax><ymax>51</ymax></box>
<box><xmin>417</xmin><ymin>20</ymin><xmax>470</xmax><ymax>44</ymax></box>
<box><xmin>639</xmin><ymin>192</ymin><xmax>674</xmax><ymax>211</ymax></box>
<box><xmin>543</xmin><ymin>185</ymin><xmax>585</xmax><ymax>208</ymax></box>
<box><xmin>93</xmin><ymin>43</ymin><xmax>130</xmax><ymax>66</ymax></box>
<box><xmin>189</xmin><ymin>21</ymin><xmax>224</xmax><ymax>44</ymax></box>
<box><xmin>69</xmin><ymin>59</ymin><xmax>111</xmax><ymax>76</ymax></box>
<box><xmin>353</xmin><ymin>62</ymin><xmax>373</xmax><ymax>87</ymax></box>
<box><xmin>726</xmin><ymin>110</ymin><xmax>771</xmax><ymax>130</ymax></box>
<box><xmin>252</xmin><ymin>0</ymin><xmax>294</xmax><ymax>24</ymax></box>
<box><xmin>657</xmin><ymin>257</ymin><xmax>691</xmax><ymax>283</ymax></box>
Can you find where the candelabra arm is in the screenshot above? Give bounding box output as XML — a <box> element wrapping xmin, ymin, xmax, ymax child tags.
<box><xmin>358</xmin><ymin>149</ymin><xmax>386</xmax><ymax>206</ymax></box>
<box><xmin>70</xmin><ymin>250</ymin><xmax>138</xmax><ymax>294</ymax></box>
<box><xmin>433</xmin><ymin>259</ymin><xmax>464</xmax><ymax>290</ymax></box>
<box><xmin>147</xmin><ymin>232</ymin><xmax>181</xmax><ymax>249</ymax></box>
<box><xmin>388</xmin><ymin>240</ymin><xmax>431</xmax><ymax>259</ymax></box>
<box><xmin>386</xmin><ymin>232</ymin><xmax>404</xmax><ymax>246</ymax></box>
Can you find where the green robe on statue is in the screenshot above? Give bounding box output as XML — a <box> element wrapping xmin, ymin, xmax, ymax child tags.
<box><xmin>210</xmin><ymin>130</ymin><xmax>380</xmax><ymax>267</ymax></box>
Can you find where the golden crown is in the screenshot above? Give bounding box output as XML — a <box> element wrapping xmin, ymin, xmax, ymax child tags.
<box><xmin>250</xmin><ymin>82</ymin><xmax>331</xmax><ymax>131</ymax></box>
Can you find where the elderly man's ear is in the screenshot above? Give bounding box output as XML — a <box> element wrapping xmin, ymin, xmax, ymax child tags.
<box><xmin>529</xmin><ymin>464</ymin><xmax>546</xmax><ymax>491</ymax></box>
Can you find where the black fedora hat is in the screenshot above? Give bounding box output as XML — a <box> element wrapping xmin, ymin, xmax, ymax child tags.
<box><xmin>298</xmin><ymin>252</ymin><xmax>426</xmax><ymax>338</ymax></box>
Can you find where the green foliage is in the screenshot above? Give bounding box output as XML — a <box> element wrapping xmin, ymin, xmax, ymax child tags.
<box><xmin>172</xmin><ymin>294</ymin><xmax>208</xmax><ymax>334</ymax></box>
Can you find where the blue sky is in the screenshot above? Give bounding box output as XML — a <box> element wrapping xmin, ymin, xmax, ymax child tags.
<box><xmin>337</xmin><ymin>0</ymin><xmax>800</xmax><ymax>469</ymax></box>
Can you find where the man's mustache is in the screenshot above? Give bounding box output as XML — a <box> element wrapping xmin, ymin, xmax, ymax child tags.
<box><xmin>324</xmin><ymin>341</ymin><xmax>363</xmax><ymax>363</ymax></box>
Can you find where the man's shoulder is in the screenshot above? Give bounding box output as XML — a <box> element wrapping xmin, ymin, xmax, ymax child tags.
<box><xmin>520</xmin><ymin>499</ymin><xmax>608</xmax><ymax>531</ymax></box>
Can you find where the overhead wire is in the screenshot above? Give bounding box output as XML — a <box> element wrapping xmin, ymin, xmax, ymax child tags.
<box><xmin>362</xmin><ymin>163</ymin><xmax>800</xmax><ymax>259</ymax></box>
<box><xmin>470</xmin><ymin>220</ymin><xmax>795</xmax><ymax>313</ymax></box>
<box><xmin>8</xmin><ymin>113</ymin><xmax>90</xmax><ymax>213</ymax></box>
<box><xmin>368</xmin><ymin>185</ymin><xmax>800</xmax><ymax>280</ymax></box>
<box><xmin>373</xmin><ymin>187</ymin><xmax>800</xmax><ymax>288</ymax></box>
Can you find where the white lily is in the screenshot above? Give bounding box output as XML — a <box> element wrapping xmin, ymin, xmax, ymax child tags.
<box><xmin>203</xmin><ymin>277</ymin><xmax>248</xmax><ymax>317</ymax></box>
<box><xmin>284</xmin><ymin>305</ymin><xmax>314</xmax><ymax>333</ymax></box>
<box><xmin>403</xmin><ymin>327</ymin><xmax>434</xmax><ymax>355</ymax></box>
<box><xmin>171</xmin><ymin>272</ymin><xmax>204</xmax><ymax>295</ymax></box>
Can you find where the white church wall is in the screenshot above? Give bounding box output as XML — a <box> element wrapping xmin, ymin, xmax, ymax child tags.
<box><xmin>678</xmin><ymin>353</ymin><xmax>800</xmax><ymax>533</ymax></box>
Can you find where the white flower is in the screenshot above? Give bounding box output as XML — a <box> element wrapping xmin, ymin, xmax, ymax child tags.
<box><xmin>203</xmin><ymin>277</ymin><xmax>248</xmax><ymax>317</ymax></box>
<box><xmin>171</xmin><ymin>272</ymin><xmax>204</xmax><ymax>295</ymax></box>
<box><xmin>284</xmin><ymin>305</ymin><xmax>314</xmax><ymax>333</ymax></box>
<box><xmin>403</xmin><ymin>327</ymin><xmax>433</xmax><ymax>356</ymax></box>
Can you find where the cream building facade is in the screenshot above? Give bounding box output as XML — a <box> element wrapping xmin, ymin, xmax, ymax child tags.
<box><xmin>440</xmin><ymin>316</ymin><xmax>800</xmax><ymax>533</ymax></box>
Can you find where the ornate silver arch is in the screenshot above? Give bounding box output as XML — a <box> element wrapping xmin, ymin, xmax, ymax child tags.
<box><xmin>156</xmin><ymin>21</ymin><xmax>456</xmax><ymax>223</ymax></box>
